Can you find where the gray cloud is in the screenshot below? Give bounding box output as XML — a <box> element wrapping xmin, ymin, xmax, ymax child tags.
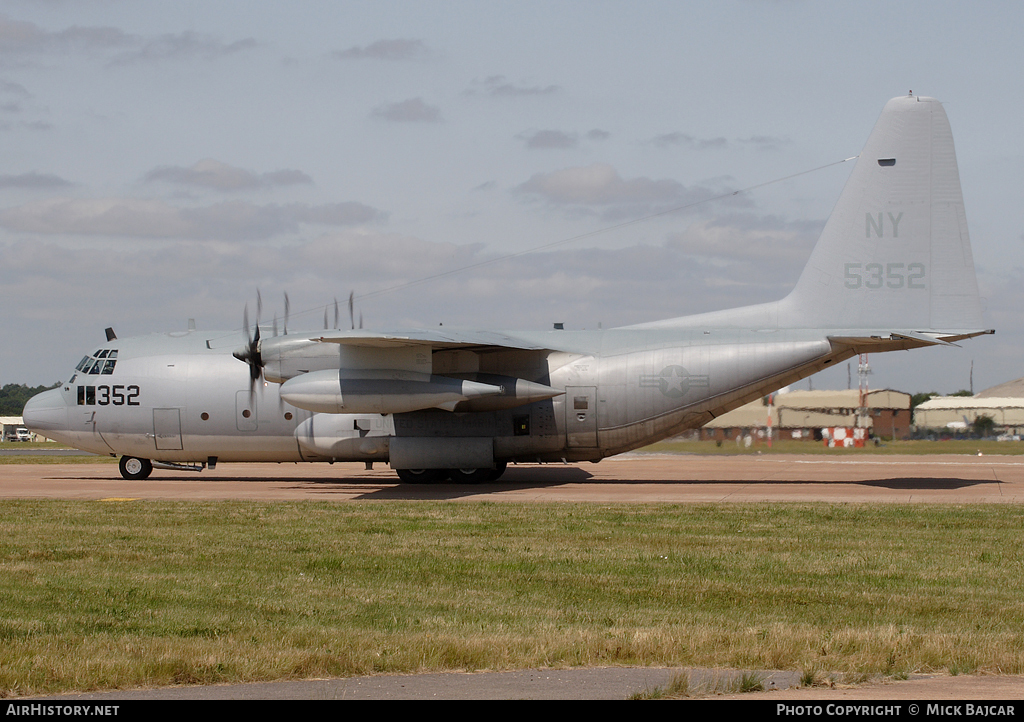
<box><xmin>517</xmin><ymin>129</ymin><xmax>578</xmax><ymax>149</ymax></box>
<box><xmin>516</xmin><ymin>163</ymin><xmax>692</xmax><ymax>206</ymax></box>
<box><xmin>0</xmin><ymin>79</ymin><xmax>30</xmax><ymax>99</ymax></box>
<box><xmin>666</xmin><ymin>213</ymin><xmax>823</xmax><ymax>280</ymax></box>
<box><xmin>334</xmin><ymin>38</ymin><xmax>431</xmax><ymax>61</ymax></box>
<box><xmin>0</xmin><ymin>197</ymin><xmax>385</xmax><ymax>241</ymax></box>
<box><xmin>515</xmin><ymin>163</ymin><xmax>752</xmax><ymax>221</ymax></box>
<box><xmin>517</xmin><ymin>129</ymin><xmax>611</xmax><ymax>149</ymax></box>
<box><xmin>108</xmin><ymin>32</ymin><xmax>258</xmax><ymax>65</ymax></box>
<box><xmin>0</xmin><ymin>13</ymin><xmax>135</xmax><ymax>55</ymax></box>
<box><xmin>465</xmin><ymin>76</ymin><xmax>560</xmax><ymax>98</ymax></box>
<box><xmin>0</xmin><ymin>172</ymin><xmax>73</xmax><ymax>189</ymax></box>
<box><xmin>739</xmin><ymin>135</ymin><xmax>792</xmax><ymax>151</ymax></box>
<box><xmin>370</xmin><ymin>97</ymin><xmax>441</xmax><ymax>123</ymax></box>
<box><xmin>648</xmin><ymin>132</ymin><xmax>729</xmax><ymax>150</ymax></box>
<box><xmin>144</xmin><ymin>159</ymin><xmax>313</xmax><ymax>191</ymax></box>
<box><xmin>0</xmin><ymin>14</ymin><xmax>256</xmax><ymax>65</ymax></box>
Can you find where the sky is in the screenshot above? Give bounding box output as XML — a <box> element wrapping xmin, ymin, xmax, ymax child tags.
<box><xmin>1</xmin><ymin>0</ymin><xmax>1022</xmax><ymax>397</ymax></box>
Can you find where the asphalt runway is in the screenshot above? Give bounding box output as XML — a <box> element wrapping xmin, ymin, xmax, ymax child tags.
<box><xmin>3</xmin><ymin>452</ymin><xmax>1023</xmax><ymax>503</ymax></box>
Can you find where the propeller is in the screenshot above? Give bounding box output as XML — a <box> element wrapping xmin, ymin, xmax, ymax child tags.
<box><xmin>348</xmin><ymin>291</ymin><xmax>355</xmax><ymax>330</ymax></box>
<box><xmin>233</xmin><ymin>296</ymin><xmax>264</xmax><ymax>405</ymax></box>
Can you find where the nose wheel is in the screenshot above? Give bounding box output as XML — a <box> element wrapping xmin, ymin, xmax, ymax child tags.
<box><xmin>119</xmin><ymin>456</ymin><xmax>153</xmax><ymax>480</ymax></box>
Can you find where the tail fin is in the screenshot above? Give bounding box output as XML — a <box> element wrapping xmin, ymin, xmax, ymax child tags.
<box><xmin>779</xmin><ymin>94</ymin><xmax>984</xmax><ymax>333</ymax></box>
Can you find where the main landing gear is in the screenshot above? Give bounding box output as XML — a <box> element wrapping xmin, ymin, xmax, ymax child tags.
<box><xmin>118</xmin><ymin>456</ymin><xmax>153</xmax><ymax>480</ymax></box>
<box><xmin>395</xmin><ymin>462</ymin><xmax>507</xmax><ymax>485</ymax></box>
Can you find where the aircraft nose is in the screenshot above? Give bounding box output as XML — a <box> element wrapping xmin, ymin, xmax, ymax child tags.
<box><xmin>22</xmin><ymin>388</ymin><xmax>68</xmax><ymax>432</ymax></box>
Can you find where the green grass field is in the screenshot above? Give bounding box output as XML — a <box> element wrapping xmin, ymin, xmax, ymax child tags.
<box><xmin>2</xmin><ymin>500</ymin><xmax>1023</xmax><ymax>697</ymax></box>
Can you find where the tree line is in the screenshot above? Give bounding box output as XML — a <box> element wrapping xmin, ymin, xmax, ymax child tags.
<box><xmin>0</xmin><ymin>383</ymin><xmax>61</xmax><ymax>416</ymax></box>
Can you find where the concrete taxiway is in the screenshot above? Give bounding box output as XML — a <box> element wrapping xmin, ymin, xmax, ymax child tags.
<box><xmin>2</xmin><ymin>452</ymin><xmax>1022</xmax><ymax>503</ymax></box>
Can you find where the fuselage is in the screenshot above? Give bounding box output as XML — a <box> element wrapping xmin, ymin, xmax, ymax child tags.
<box><xmin>24</xmin><ymin>325</ymin><xmax>845</xmax><ymax>466</ymax></box>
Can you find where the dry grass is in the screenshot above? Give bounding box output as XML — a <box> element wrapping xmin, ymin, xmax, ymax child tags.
<box><xmin>1</xmin><ymin>501</ymin><xmax>1023</xmax><ymax>697</ymax></box>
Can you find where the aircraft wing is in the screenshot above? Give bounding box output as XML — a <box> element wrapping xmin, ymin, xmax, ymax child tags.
<box><xmin>310</xmin><ymin>328</ymin><xmax>553</xmax><ymax>351</ymax></box>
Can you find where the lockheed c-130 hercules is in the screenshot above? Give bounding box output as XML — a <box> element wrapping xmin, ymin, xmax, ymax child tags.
<box><xmin>24</xmin><ymin>94</ymin><xmax>992</xmax><ymax>482</ymax></box>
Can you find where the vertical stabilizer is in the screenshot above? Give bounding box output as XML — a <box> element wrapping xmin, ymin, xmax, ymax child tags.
<box><xmin>779</xmin><ymin>94</ymin><xmax>982</xmax><ymax>332</ymax></box>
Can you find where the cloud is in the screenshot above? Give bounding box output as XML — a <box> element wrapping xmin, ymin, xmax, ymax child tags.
<box><xmin>465</xmin><ymin>76</ymin><xmax>560</xmax><ymax>97</ymax></box>
<box><xmin>108</xmin><ymin>32</ymin><xmax>258</xmax><ymax>65</ymax></box>
<box><xmin>334</xmin><ymin>38</ymin><xmax>431</xmax><ymax>61</ymax></box>
<box><xmin>647</xmin><ymin>132</ymin><xmax>729</xmax><ymax>150</ymax></box>
<box><xmin>370</xmin><ymin>97</ymin><xmax>441</xmax><ymax>123</ymax></box>
<box><xmin>738</xmin><ymin>135</ymin><xmax>791</xmax><ymax>151</ymax></box>
<box><xmin>516</xmin><ymin>129</ymin><xmax>611</xmax><ymax>149</ymax></box>
<box><xmin>517</xmin><ymin>129</ymin><xmax>578</xmax><ymax>149</ymax></box>
<box><xmin>516</xmin><ymin>164</ymin><xmax>681</xmax><ymax>206</ymax></box>
<box><xmin>0</xmin><ymin>13</ymin><xmax>135</xmax><ymax>56</ymax></box>
<box><xmin>0</xmin><ymin>197</ymin><xmax>386</xmax><ymax>241</ymax></box>
<box><xmin>0</xmin><ymin>14</ymin><xmax>257</xmax><ymax>65</ymax></box>
<box><xmin>0</xmin><ymin>172</ymin><xmax>73</xmax><ymax>189</ymax></box>
<box><xmin>0</xmin><ymin>79</ymin><xmax>30</xmax><ymax>99</ymax></box>
<box><xmin>144</xmin><ymin>159</ymin><xmax>313</xmax><ymax>191</ymax></box>
<box><xmin>666</xmin><ymin>213</ymin><xmax>822</xmax><ymax>284</ymax></box>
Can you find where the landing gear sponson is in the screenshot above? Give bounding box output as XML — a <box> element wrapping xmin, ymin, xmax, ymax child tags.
<box><xmin>389</xmin><ymin>463</ymin><xmax>509</xmax><ymax>484</ymax></box>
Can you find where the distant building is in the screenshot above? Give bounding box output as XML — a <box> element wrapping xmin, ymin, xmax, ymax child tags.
<box><xmin>913</xmin><ymin>395</ymin><xmax>1024</xmax><ymax>435</ymax></box>
<box><xmin>1</xmin><ymin>416</ymin><xmax>26</xmax><ymax>441</ymax></box>
<box><xmin>699</xmin><ymin>389</ymin><xmax>911</xmax><ymax>441</ymax></box>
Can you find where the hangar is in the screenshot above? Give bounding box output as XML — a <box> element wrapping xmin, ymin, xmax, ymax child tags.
<box><xmin>698</xmin><ymin>389</ymin><xmax>911</xmax><ymax>442</ymax></box>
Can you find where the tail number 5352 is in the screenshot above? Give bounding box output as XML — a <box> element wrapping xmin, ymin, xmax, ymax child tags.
<box><xmin>844</xmin><ymin>262</ymin><xmax>926</xmax><ymax>290</ymax></box>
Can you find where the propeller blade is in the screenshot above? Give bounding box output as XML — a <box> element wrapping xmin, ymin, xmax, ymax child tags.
<box><xmin>334</xmin><ymin>298</ymin><xmax>340</xmax><ymax>330</ymax></box>
<box><xmin>283</xmin><ymin>292</ymin><xmax>290</xmax><ymax>336</ymax></box>
<box><xmin>349</xmin><ymin>291</ymin><xmax>355</xmax><ymax>330</ymax></box>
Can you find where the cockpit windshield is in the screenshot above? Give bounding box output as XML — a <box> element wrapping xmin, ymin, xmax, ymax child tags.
<box><xmin>76</xmin><ymin>350</ymin><xmax>118</xmax><ymax>375</ymax></box>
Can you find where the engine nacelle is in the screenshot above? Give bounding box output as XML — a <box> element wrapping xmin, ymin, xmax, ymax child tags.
<box><xmin>280</xmin><ymin>369</ymin><xmax>503</xmax><ymax>414</ymax></box>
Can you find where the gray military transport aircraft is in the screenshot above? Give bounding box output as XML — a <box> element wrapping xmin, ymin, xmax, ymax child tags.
<box><xmin>24</xmin><ymin>94</ymin><xmax>991</xmax><ymax>482</ymax></box>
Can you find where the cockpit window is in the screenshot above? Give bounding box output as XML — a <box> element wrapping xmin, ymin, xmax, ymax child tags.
<box><xmin>77</xmin><ymin>350</ymin><xmax>118</xmax><ymax>375</ymax></box>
